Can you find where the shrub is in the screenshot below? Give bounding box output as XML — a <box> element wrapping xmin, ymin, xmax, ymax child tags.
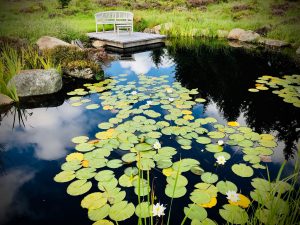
<box><xmin>58</xmin><ymin>0</ymin><xmax>72</xmax><ymax>9</ymax></box>
<box><xmin>66</xmin><ymin>60</ymin><xmax>101</xmax><ymax>74</ymax></box>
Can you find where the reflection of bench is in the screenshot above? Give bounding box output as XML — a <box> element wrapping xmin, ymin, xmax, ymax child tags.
<box><xmin>95</xmin><ymin>11</ymin><xmax>133</xmax><ymax>33</ymax></box>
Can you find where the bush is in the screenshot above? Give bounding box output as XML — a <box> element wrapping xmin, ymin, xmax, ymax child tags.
<box><xmin>58</xmin><ymin>0</ymin><xmax>72</xmax><ymax>8</ymax></box>
<box><xmin>66</xmin><ymin>60</ymin><xmax>101</xmax><ymax>74</ymax></box>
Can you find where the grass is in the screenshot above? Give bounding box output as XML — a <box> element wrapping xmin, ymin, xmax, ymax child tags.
<box><xmin>0</xmin><ymin>0</ymin><xmax>299</xmax><ymax>46</ymax></box>
<box><xmin>0</xmin><ymin>44</ymin><xmax>61</xmax><ymax>102</ymax></box>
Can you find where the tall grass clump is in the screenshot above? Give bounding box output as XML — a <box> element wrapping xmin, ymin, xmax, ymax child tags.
<box><xmin>246</xmin><ymin>148</ymin><xmax>300</xmax><ymax>225</ymax></box>
<box><xmin>0</xmin><ymin>46</ymin><xmax>21</xmax><ymax>102</ymax></box>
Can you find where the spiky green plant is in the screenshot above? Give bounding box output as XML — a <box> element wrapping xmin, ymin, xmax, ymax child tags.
<box><xmin>0</xmin><ymin>46</ymin><xmax>20</xmax><ymax>102</ymax></box>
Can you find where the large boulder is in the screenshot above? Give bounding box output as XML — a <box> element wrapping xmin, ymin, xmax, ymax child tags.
<box><xmin>0</xmin><ymin>93</ymin><xmax>14</xmax><ymax>106</ymax></box>
<box><xmin>9</xmin><ymin>69</ymin><xmax>62</xmax><ymax>97</ymax></box>
<box><xmin>227</xmin><ymin>28</ymin><xmax>246</xmax><ymax>40</ymax></box>
<box><xmin>238</xmin><ymin>30</ymin><xmax>260</xmax><ymax>42</ymax></box>
<box><xmin>36</xmin><ymin>36</ymin><xmax>71</xmax><ymax>50</ymax></box>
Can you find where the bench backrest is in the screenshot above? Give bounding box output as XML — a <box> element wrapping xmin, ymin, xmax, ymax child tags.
<box><xmin>95</xmin><ymin>11</ymin><xmax>133</xmax><ymax>22</ymax></box>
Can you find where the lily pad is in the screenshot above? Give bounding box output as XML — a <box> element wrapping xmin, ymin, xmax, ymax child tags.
<box><xmin>67</xmin><ymin>179</ymin><xmax>92</xmax><ymax>196</ymax></box>
<box><xmin>232</xmin><ymin>163</ymin><xmax>254</xmax><ymax>178</ymax></box>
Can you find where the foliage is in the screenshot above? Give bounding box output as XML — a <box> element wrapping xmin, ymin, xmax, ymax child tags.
<box><xmin>58</xmin><ymin>0</ymin><xmax>72</xmax><ymax>9</ymax></box>
<box><xmin>54</xmin><ymin>72</ymin><xmax>300</xmax><ymax>224</ymax></box>
<box><xmin>0</xmin><ymin>46</ymin><xmax>20</xmax><ymax>101</ymax></box>
<box><xmin>0</xmin><ymin>0</ymin><xmax>299</xmax><ymax>45</ymax></box>
<box><xmin>66</xmin><ymin>60</ymin><xmax>101</xmax><ymax>74</ymax></box>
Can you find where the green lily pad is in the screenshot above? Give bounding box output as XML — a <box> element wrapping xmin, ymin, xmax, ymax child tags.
<box><xmin>81</xmin><ymin>192</ymin><xmax>107</xmax><ymax>209</ymax></box>
<box><xmin>219</xmin><ymin>204</ymin><xmax>248</xmax><ymax>224</ymax></box>
<box><xmin>216</xmin><ymin>181</ymin><xmax>238</xmax><ymax>195</ymax></box>
<box><xmin>86</xmin><ymin>104</ymin><xmax>100</xmax><ymax>109</ymax></box>
<box><xmin>184</xmin><ymin>204</ymin><xmax>207</xmax><ymax>221</ymax></box>
<box><xmin>207</xmin><ymin>131</ymin><xmax>225</xmax><ymax>139</ymax></box>
<box><xmin>71</xmin><ymin>136</ymin><xmax>89</xmax><ymax>144</ymax></box>
<box><xmin>67</xmin><ymin>179</ymin><xmax>92</xmax><ymax>196</ymax></box>
<box><xmin>201</xmin><ymin>172</ymin><xmax>218</xmax><ymax>184</ymax></box>
<box><xmin>75</xmin><ymin>168</ymin><xmax>96</xmax><ymax>180</ymax></box>
<box><xmin>232</xmin><ymin>163</ymin><xmax>254</xmax><ymax>178</ymax></box>
<box><xmin>196</xmin><ymin>137</ymin><xmax>211</xmax><ymax>144</ymax></box>
<box><xmin>165</xmin><ymin>184</ymin><xmax>187</xmax><ymax>198</ymax></box>
<box><xmin>135</xmin><ymin>202</ymin><xmax>151</xmax><ymax>218</ymax></box>
<box><xmin>54</xmin><ymin>171</ymin><xmax>75</xmax><ymax>183</ymax></box>
<box><xmin>88</xmin><ymin>204</ymin><xmax>110</xmax><ymax>221</ymax></box>
<box><xmin>75</xmin><ymin>143</ymin><xmax>95</xmax><ymax>152</ymax></box>
<box><xmin>92</xmin><ymin>219</ymin><xmax>114</xmax><ymax>225</ymax></box>
<box><xmin>109</xmin><ymin>201</ymin><xmax>135</xmax><ymax>221</ymax></box>
<box><xmin>135</xmin><ymin>143</ymin><xmax>153</xmax><ymax>152</ymax></box>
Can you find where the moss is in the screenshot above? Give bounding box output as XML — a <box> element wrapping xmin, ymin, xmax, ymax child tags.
<box><xmin>65</xmin><ymin>60</ymin><xmax>100</xmax><ymax>73</ymax></box>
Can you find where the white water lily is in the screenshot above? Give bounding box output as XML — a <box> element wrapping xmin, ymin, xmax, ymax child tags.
<box><xmin>218</xmin><ymin>140</ymin><xmax>224</xmax><ymax>146</ymax></box>
<box><xmin>216</xmin><ymin>155</ymin><xmax>226</xmax><ymax>165</ymax></box>
<box><xmin>166</xmin><ymin>88</ymin><xmax>173</xmax><ymax>93</ymax></box>
<box><xmin>226</xmin><ymin>190</ymin><xmax>240</xmax><ymax>202</ymax></box>
<box><xmin>131</xmin><ymin>91</ymin><xmax>137</xmax><ymax>95</ymax></box>
<box><xmin>153</xmin><ymin>141</ymin><xmax>161</xmax><ymax>150</ymax></box>
<box><xmin>168</xmin><ymin>98</ymin><xmax>174</xmax><ymax>102</ymax></box>
<box><xmin>146</xmin><ymin>100</ymin><xmax>153</xmax><ymax>105</ymax></box>
<box><xmin>152</xmin><ymin>203</ymin><xmax>166</xmax><ymax>217</ymax></box>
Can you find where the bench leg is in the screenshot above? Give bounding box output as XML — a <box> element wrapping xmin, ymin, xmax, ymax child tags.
<box><xmin>102</xmin><ymin>24</ymin><xmax>104</xmax><ymax>32</ymax></box>
<box><xmin>96</xmin><ymin>24</ymin><xmax>98</xmax><ymax>33</ymax></box>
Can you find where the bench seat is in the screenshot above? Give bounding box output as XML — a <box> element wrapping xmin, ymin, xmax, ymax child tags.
<box><xmin>95</xmin><ymin>11</ymin><xmax>133</xmax><ymax>33</ymax></box>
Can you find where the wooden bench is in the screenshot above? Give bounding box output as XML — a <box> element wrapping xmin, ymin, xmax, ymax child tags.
<box><xmin>95</xmin><ymin>11</ymin><xmax>133</xmax><ymax>33</ymax></box>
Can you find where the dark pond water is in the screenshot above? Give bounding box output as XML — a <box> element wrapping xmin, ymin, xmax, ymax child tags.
<box><xmin>0</xmin><ymin>39</ymin><xmax>299</xmax><ymax>225</ymax></box>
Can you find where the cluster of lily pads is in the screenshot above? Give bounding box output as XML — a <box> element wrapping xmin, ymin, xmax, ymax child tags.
<box><xmin>54</xmin><ymin>73</ymin><xmax>292</xmax><ymax>225</ymax></box>
<box><xmin>248</xmin><ymin>74</ymin><xmax>300</xmax><ymax>108</ymax></box>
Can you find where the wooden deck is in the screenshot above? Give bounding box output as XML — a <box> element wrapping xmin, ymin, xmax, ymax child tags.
<box><xmin>87</xmin><ymin>31</ymin><xmax>166</xmax><ymax>49</ymax></box>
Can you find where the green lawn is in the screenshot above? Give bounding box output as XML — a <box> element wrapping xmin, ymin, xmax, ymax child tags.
<box><xmin>0</xmin><ymin>0</ymin><xmax>299</xmax><ymax>46</ymax></box>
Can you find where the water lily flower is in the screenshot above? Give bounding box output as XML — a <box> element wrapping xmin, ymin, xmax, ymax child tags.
<box><xmin>152</xmin><ymin>203</ymin><xmax>166</xmax><ymax>217</ymax></box>
<box><xmin>218</xmin><ymin>140</ymin><xmax>224</xmax><ymax>146</ymax></box>
<box><xmin>147</xmin><ymin>100</ymin><xmax>152</xmax><ymax>105</ymax></box>
<box><xmin>216</xmin><ymin>156</ymin><xmax>226</xmax><ymax>165</ymax></box>
<box><xmin>166</xmin><ymin>88</ymin><xmax>173</xmax><ymax>93</ymax></box>
<box><xmin>153</xmin><ymin>141</ymin><xmax>161</xmax><ymax>150</ymax></box>
<box><xmin>131</xmin><ymin>91</ymin><xmax>137</xmax><ymax>95</ymax></box>
<box><xmin>226</xmin><ymin>190</ymin><xmax>240</xmax><ymax>202</ymax></box>
<box><xmin>168</xmin><ymin>98</ymin><xmax>174</xmax><ymax>102</ymax></box>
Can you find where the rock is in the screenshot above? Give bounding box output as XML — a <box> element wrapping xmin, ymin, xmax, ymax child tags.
<box><xmin>200</xmin><ymin>28</ymin><xmax>210</xmax><ymax>36</ymax></box>
<box><xmin>92</xmin><ymin>40</ymin><xmax>106</xmax><ymax>48</ymax></box>
<box><xmin>162</xmin><ymin>22</ymin><xmax>173</xmax><ymax>31</ymax></box>
<box><xmin>0</xmin><ymin>93</ymin><xmax>14</xmax><ymax>106</ymax></box>
<box><xmin>264</xmin><ymin>39</ymin><xmax>289</xmax><ymax>47</ymax></box>
<box><xmin>9</xmin><ymin>69</ymin><xmax>62</xmax><ymax>97</ymax></box>
<box><xmin>144</xmin><ymin>22</ymin><xmax>173</xmax><ymax>34</ymax></box>
<box><xmin>217</xmin><ymin>30</ymin><xmax>229</xmax><ymax>38</ymax></box>
<box><xmin>227</xmin><ymin>28</ymin><xmax>246</xmax><ymax>40</ymax></box>
<box><xmin>64</xmin><ymin>68</ymin><xmax>94</xmax><ymax>80</ymax></box>
<box><xmin>36</xmin><ymin>36</ymin><xmax>71</xmax><ymax>50</ymax></box>
<box><xmin>238</xmin><ymin>30</ymin><xmax>260</xmax><ymax>42</ymax></box>
<box><xmin>296</xmin><ymin>47</ymin><xmax>300</xmax><ymax>55</ymax></box>
<box><xmin>228</xmin><ymin>41</ymin><xmax>257</xmax><ymax>49</ymax></box>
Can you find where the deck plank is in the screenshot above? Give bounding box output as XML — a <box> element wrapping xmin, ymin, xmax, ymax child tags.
<box><xmin>87</xmin><ymin>31</ymin><xmax>166</xmax><ymax>48</ymax></box>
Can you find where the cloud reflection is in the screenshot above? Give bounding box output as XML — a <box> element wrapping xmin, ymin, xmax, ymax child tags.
<box><xmin>0</xmin><ymin>169</ymin><xmax>35</xmax><ymax>224</ymax></box>
<box><xmin>0</xmin><ymin>103</ymin><xmax>90</xmax><ymax>160</ymax></box>
<box><xmin>119</xmin><ymin>51</ymin><xmax>174</xmax><ymax>75</ymax></box>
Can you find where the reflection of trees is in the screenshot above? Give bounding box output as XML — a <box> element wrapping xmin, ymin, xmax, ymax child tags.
<box><xmin>167</xmin><ymin>38</ymin><xmax>300</xmax><ymax>159</ymax></box>
<box><xmin>150</xmin><ymin>48</ymin><xmax>165</xmax><ymax>67</ymax></box>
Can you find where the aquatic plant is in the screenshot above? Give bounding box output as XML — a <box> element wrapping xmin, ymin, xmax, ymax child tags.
<box><xmin>248</xmin><ymin>74</ymin><xmax>300</xmax><ymax>108</ymax></box>
<box><xmin>54</xmin><ymin>73</ymin><xmax>298</xmax><ymax>224</ymax></box>
<box><xmin>0</xmin><ymin>46</ymin><xmax>20</xmax><ymax>102</ymax></box>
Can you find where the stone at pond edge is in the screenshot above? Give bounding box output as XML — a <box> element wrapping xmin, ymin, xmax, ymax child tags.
<box><xmin>92</xmin><ymin>40</ymin><xmax>106</xmax><ymax>48</ymax></box>
<box><xmin>238</xmin><ymin>31</ymin><xmax>260</xmax><ymax>42</ymax></box>
<box><xmin>263</xmin><ymin>38</ymin><xmax>289</xmax><ymax>48</ymax></box>
<box><xmin>0</xmin><ymin>93</ymin><xmax>14</xmax><ymax>106</ymax></box>
<box><xmin>227</xmin><ymin>28</ymin><xmax>246</xmax><ymax>40</ymax></box>
<box><xmin>36</xmin><ymin>36</ymin><xmax>73</xmax><ymax>50</ymax></box>
<box><xmin>296</xmin><ymin>47</ymin><xmax>300</xmax><ymax>55</ymax></box>
<box><xmin>9</xmin><ymin>69</ymin><xmax>62</xmax><ymax>97</ymax></box>
<box><xmin>64</xmin><ymin>68</ymin><xmax>94</xmax><ymax>80</ymax></box>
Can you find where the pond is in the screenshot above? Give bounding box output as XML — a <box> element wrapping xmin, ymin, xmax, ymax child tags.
<box><xmin>0</xmin><ymin>39</ymin><xmax>299</xmax><ymax>225</ymax></box>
